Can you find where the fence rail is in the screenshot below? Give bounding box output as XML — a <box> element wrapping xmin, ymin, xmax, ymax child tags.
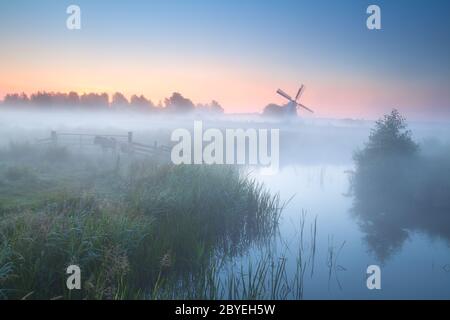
<box><xmin>36</xmin><ymin>130</ymin><xmax>171</xmax><ymax>158</ymax></box>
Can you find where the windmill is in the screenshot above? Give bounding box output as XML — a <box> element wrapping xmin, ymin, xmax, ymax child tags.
<box><xmin>276</xmin><ymin>85</ymin><xmax>314</xmax><ymax>116</ymax></box>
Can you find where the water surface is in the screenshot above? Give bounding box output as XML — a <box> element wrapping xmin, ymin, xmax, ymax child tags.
<box><xmin>252</xmin><ymin>164</ymin><xmax>450</xmax><ymax>299</ymax></box>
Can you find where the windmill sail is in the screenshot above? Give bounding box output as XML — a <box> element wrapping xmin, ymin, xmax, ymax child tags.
<box><xmin>276</xmin><ymin>84</ymin><xmax>314</xmax><ymax>114</ymax></box>
<box><xmin>295</xmin><ymin>85</ymin><xmax>305</xmax><ymax>101</ymax></box>
<box><xmin>276</xmin><ymin>89</ymin><xmax>293</xmax><ymax>102</ymax></box>
<box><xmin>297</xmin><ymin>103</ymin><xmax>314</xmax><ymax>113</ymax></box>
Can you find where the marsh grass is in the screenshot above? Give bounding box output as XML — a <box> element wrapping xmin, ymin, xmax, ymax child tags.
<box><xmin>147</xmin><ymin>237</ymin><xmax>317</xmax><ymax>300</ymax></box>
<box><xmin>0</xmin><ymin>143</ymin><xmax>285</xmax><ymax>299</ymax></box>
<box><xmin>155</xmin><ymin>211</ymin><xmax>321</xmax><ymax>301</ymax></box>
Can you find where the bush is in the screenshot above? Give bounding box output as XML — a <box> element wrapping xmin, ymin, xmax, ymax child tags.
<box><xmin>354</xmin><ymin>109</ymin><xmax>418</xmax><ymax>164</ymax></box>
<box><xmin>351</xmin><ymin>109</ymin><xmax>450</xmax><ymax>261</ymax></box>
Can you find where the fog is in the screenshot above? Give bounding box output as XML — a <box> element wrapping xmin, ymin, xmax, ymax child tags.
<box><xmin>1</xmin><ymin>108</ymin><xmax>449</xmax><ymax>165</ymax></box>
<box><xmin>2</xmin><ymin>108</ymin><xmax>450</xmax><ymax>299</ymax></box>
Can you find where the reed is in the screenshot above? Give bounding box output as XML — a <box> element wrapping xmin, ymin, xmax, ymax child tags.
<box><xmin>0</xmin><ymin>148</ymin><xmax>282</xmax><ymax>299</ymax></box>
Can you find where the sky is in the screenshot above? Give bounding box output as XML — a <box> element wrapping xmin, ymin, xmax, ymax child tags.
<box><xmin>0</xmin><ymin>0</ymin><xmax>449</xmax><ymax>120</ymax></box>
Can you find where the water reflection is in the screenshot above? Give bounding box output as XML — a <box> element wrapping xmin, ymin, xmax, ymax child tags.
<box><xmin>351</xmin><ymin>155</ymin><xmax>450</xmax><ymax>262</ymax></box>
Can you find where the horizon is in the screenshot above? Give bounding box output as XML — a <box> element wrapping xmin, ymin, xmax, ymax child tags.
<box><xmin>1</xmin><ymin>0</ymin><xmax>449</xmax><ymax>121</ymax></box>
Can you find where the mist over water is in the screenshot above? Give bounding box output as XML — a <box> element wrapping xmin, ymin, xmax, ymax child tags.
<box><xmin>1</xmin><ymin>108</ymin><xmax>450</xmax><ymax>299</ymax></box>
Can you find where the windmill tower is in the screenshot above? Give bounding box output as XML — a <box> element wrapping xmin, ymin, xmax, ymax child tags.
<box><xmin>276</xmin><ymin>85</ymin><xmax>314</xmax><ymax>116</ymax></box>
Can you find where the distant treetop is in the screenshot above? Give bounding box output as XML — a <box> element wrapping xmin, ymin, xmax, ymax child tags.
<box><xmin>1</xmin><ymin>91</ymin><xmax>224</xmax><ymax>114</ymax></box>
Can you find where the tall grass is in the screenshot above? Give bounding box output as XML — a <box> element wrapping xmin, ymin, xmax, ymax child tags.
<box><xmin>0</xmin><ymin>146</ymin><xmax>283</xmax><ymax>299</ymax></box>
<box><xmin>147</xmin><ymin>236</ymin><xmax>318</xmax><ymax>300</ymax></box>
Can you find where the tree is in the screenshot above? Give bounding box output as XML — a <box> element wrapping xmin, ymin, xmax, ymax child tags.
<box><xmin>111</xmin><ymin>92</ymin><xmax>129</xmax><ymax>110</ymax></box>
<box><xmin>130</xmin><ymin>94</ymin><xmax>155</xmax><ymax>111</ymax></box>
<box><xmin>354</xmin><ymin>109</ymin><xmax>418</xmax><ymax>164</ymax></box>
<box><xmin>1</xmin><ymin>90</ymin><xmax>223</xmax><ymax>113</ymax></box>
<box><xmin>196</xmin><ymin>100</ymin><xmax>224</xmax><ymax>114</ymax></box>
<box><xmin>66</xmin><ymin>91</ymin><xmax>80</xmax><ymax>106</ymax></box>
<box><xmin>209</xmin><ymin>100</ymin><xmax>224</xmax><ymax>114</ymax></box>
<box><xmin>164</xmin><ymin>92</ymin><xmax>195</xmax><ymax>113</ymax></box>
<box><xmin>349</xmin><ymin>109</ymin><xmax>448</xmax><ymax>262</ymax></box>
<box><xmin>30</xmin><ymin>91</ymin><xmax>53</xmax><ymax>107</ymax></box>
<box><xmin>80</xmin><ymin>93</ymin><xmax>109</xmax><ymax>109</ymax></box>
<box><xmin>3</xmin><ymin>93</ymin><xmax>29</xmax><ymax>106</ymax></box>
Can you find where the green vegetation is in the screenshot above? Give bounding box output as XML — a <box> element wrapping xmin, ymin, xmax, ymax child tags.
<box><xmin>355</xmin><ymin>109</ymin><xmax>418</xmax><ymax>160</ymax></box>
<box><xmin>351</xmin><ymin>109</ymin><xmax>450</xmax><ymax>261</ymax></box>
<box><xmin>352</xmin><ymin>109</ymin><xmax>419</xmax><ymax>206</ymax></box>
<box><xmin>0</xmin><ymin>143</ymin><xmax>287</xmax><ymax>299</ymax></box>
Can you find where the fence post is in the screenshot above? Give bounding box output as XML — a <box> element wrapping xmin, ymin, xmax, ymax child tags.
<box><xmin>51</xmin><ymin>131</ymin><xmax>57</xmax><ymax>146</ymax></box>
<box><xmin>127</xmin><ymin>132</ymin><xmax>133</xmax><ymax>155</ymax></box>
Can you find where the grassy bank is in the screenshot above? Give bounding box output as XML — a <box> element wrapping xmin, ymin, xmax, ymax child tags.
<box><xmin>0</xmin><ymin>143</ymin><xmax>282</xmax><ymax>299</ymax></box>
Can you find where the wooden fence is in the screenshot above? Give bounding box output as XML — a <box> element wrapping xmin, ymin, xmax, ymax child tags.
<box><xmin>36</xmin><ymin>130</ymin><xmax>171</xmax><ymax>158</ymax></box>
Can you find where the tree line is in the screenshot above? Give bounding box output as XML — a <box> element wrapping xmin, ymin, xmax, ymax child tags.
<box><xmin>1</xmin><ymin>91</ymin><xmax>224</xmax><ymax>114</ymax></box>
